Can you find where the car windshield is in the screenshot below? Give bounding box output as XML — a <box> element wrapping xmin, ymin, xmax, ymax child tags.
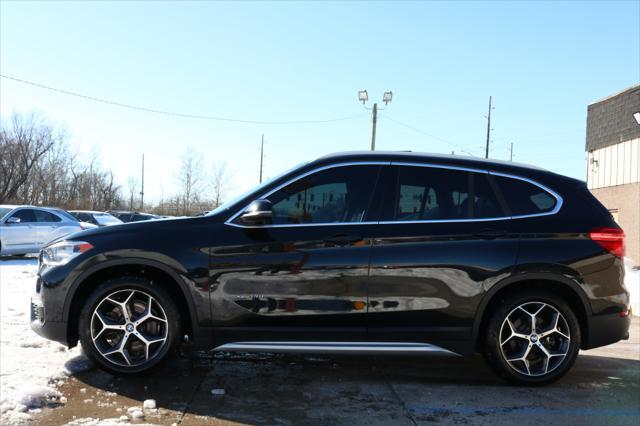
<box><xmin>94</xmin><ymin>213</ymin><xmax>123</xmax><ymax>225</ymax></box>
<box><xmin>0</xmin><ymin>207</ymin><xmax>12</xmax><ymax>220</ymax></box>
<box><xmin>206</xmin><ymin>161</ymin><xmax>308</xmax><ymax>216</ymax></box>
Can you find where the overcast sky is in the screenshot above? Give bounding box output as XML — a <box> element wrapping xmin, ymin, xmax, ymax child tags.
<box><xmin>1</xmin><ymin>1</ymin><xmax>638</xmax><ymax>204</ymax></box>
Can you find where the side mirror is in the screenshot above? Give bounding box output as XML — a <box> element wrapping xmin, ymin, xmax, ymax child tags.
<box><xmin>6</xmin><ymin>217</ymin><xmax>20</xmax><ymax>224</ymax></box>
<box><xmin>239</xmin><ymin>199</ymin><xmax>273</xmax><ymax>225</ymax></box>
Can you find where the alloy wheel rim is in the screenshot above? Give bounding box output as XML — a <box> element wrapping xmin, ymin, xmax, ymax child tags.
<box><xmin>90</xmin><ymin>289</ymin><xmax>168</xmax><ymax>367</ymax></box>
<box><xmin>499</xmin><ymin>301</ymin><xmax>570</xmax><ymax>377</ymax></box>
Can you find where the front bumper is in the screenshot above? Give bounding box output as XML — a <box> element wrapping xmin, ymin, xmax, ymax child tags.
<box><xmin>30</xmin><ymin>294</ymin><xmax>68</xmax><ymax>345</ymax></box>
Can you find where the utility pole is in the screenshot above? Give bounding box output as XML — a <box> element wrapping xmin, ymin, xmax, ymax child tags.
<box><xmin>259</xmin><ymin>134</ymin><xmax>265</xmax><ymax>183</ymax></box>
<box><xmin>140</xmin><ymin>153</ymin><xmax>145</xmax><ymax>211</ymax></box>
<box><xmin>370</xmin><ymin>103</ymin><xmax>378</xmax><ymax>151</ymax></box>
<box><xmin>509</xmin><ymin>142</ymin><xmax>514</xmax><ymax>161</ymax></box>
<box><xmin>485</xmin><ymin>96</ymin><xmax>492</xmax><ymax>159</ymax></box>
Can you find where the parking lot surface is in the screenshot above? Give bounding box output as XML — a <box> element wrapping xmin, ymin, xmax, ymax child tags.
<box><xmin>32</xmin><ymin>318</ymin><xmax>639</xmax><ymax>426</ymax></box>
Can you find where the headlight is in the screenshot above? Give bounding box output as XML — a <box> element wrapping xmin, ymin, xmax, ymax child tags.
<box><xmin>41</xmin><ymin>240</ymin><xmax>94</xmax><ymax>267</ymax></box>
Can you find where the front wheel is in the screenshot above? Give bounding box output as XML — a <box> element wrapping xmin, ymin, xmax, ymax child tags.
<box><xmin>482</xmin><ymin>291</ymin><xmax>581</xmax><ymax>385</ymax></box>
<box><xmin>78</xmin><ymin>276</ymin><xmax>180</xmax><ymax>375</ymax></box>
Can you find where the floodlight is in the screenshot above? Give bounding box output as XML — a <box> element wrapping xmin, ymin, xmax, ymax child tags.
<box><xmin>358</xmin><ymin>90</ymin><xmax>368</xmax><ymax>104</ymax></box>
<box><xmin>382</xmin><ymin>91</ymin><xmax>393</xmax><ymax>105</ymax></box>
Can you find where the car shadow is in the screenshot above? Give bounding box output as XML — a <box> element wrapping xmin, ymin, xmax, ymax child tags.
<box><xmin>68</xmin><ymin>349</ymin><xmax>640</xmax><ymax>424</ymax></box>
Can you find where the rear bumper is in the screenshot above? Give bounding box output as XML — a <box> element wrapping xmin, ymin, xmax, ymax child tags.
<box><xmin>583</xmin><ymin>312</ymin><xmax>631</xmax><ymax>349</ymax></box>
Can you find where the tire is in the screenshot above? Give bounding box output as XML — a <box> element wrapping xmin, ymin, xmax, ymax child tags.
<box><xmin>78</xmin><ymin>276</ymin><xmax>180</xmax><ymax>375</ymax></box>
<box><xmin>482</xmin><ymin>290</ymin><xmax>581</xmax><ymax>385</ymax></box>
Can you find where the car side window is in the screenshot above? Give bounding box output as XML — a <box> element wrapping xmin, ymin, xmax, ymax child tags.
<box><xmin>493</xmin><ymin>175</ymin><xmax>557</xmax><ymax>216</ymax></box>
<box><xmin>473</xmin><ymin>174</ymin><xmax>503</xmax><ymax>218</ymax></box>
<box><xmin>390</xmin><ymin>166</ymin><xmax>471</xmax><ymax>221</ymax></box>
<box><xmin>9</xmin><ymin>209</ymin><xmax>37</xmax><ymax>223</ymax></box>
<box><xmin>34</xmin><ymin>210</ymin><xmax>62</xmax><ymax>223</ymax></box>
<box><xmin>265</xmin><ymin>165</ymin><xmax>381</xmax><ymax>224</ymax></box>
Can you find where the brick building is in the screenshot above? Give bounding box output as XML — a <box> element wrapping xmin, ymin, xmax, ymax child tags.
<box><xmin>586</xmin><ymin>85</ymin><xmax>640</xmax><ymax>266</ymax></box>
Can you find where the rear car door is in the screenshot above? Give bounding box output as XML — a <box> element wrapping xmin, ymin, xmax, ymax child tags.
<box><xmin>366</xmin><ymin>163</ymin><xmax>519</xmax><ymax>351</ymax></box>
<box><xmin>1</xmin><ymin>208</ymin><xmax>38</xmax><ymax>253</ymax></box>
<box><xmin>33</xmin><ymin>210</ymin><xmax>64</xmax><ymax>246</ymax></box>
<box><xmin>208</xmin><ymin>163</ymin><xmax>384</xmax><ymax>342</ymax></box>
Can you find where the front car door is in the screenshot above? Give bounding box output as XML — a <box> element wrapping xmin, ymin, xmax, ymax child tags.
<box><xmin>207</xmin><ymin>163</ymin><xmax>384</xmax><ymax>343</ymax></box>
<box><xmin>1</xmin><ymin>208</ymin><xmax>39</xmax><ymax>254</ymax></box>
<box><xmin>367</xmin><ymin>163</ymin><xmax>519</xmax><ymax>354</ymax></box>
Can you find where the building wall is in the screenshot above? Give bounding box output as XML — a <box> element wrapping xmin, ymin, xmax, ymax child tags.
<box><xmin>586</xmin><ymin>85</ymin><xmax>640</xmax><ymax>151</ymax></box>
<box><xmin>590</xmin><ymin>183</ymin><xmax>640</xmax><ymax>266</ymax></box>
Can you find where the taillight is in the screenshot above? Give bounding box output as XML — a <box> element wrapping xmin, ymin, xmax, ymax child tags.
<box><xmin>589</xmin><ymin>227</ymin><xmax>625</xmax><ymax>258</ymax></box>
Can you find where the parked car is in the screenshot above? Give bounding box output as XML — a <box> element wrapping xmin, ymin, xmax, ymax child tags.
<box><xmin>0</xmin><ymin>205</ymin><xmax>96</xmax><ymax>256</ymax></box>
<box><xmin>70</xmin><ymin>210</ymin><xmax>123</xmax><ymax>227</ymax></box>
<box><xmin>31</xmin><ymin>152</ymin><xmax>630</xmax><ymax>385</ymax></box>
<box><xmin>107</xmin><ymin>210</ymin><xmax>159</xmax><ymax>223</ymax></box>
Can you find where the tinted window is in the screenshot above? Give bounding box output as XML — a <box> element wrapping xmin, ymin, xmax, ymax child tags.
<box><xmin>473</xmin><ymin>174</ymin><xmax>503</xmax><ymax>218</ymax></box>
<box><xmin>390</xmin><ymin>166</ymin><xmax>471</xmax><ymax>221</ymax></box>
<box><xmin>9</xmin><ymin>209</ymin><xmax>37</xmax><ymax>223</ymax></box>
<box><xmin>493</xmin><ymin>175</ymin><xmax>556</xmax><ymax>215</ymax></box>
<box><xmin>34</xmin><ymin>210</ymin><xmax>62</xmax><ymax>222</ymax></box>
<box><xmin>266</xmin><ymin>165</ymin><xmax>380</xmax><ymax>224</ymax></box>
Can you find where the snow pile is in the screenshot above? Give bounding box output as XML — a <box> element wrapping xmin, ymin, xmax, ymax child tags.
<box><xmin>626</xmin><ymin>258</ymin><xmax>640</xmax><ymax>316</ymax></box>
<box><xmin>0</xmin><ymin>258</ymin><xmax>91</xmax><ymax>425</ymax></box>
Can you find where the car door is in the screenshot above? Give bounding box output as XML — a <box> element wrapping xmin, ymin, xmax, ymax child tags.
<box><xmin>366</xmin><ymin>163</ymin><xmax>519</xmax><ymax>347</ymax></box>
<box><xmin>33</xmin><ymin>209</ymin><xmax>64</xmax><ymax>246</ymax></box>
<box><xmin>208</xmin><ymin>163</ymin><xmax>384</xmax><ymax>342</ymax></box>
<box><xmin>1</xmin><ymin>208</ymin><xmax>38</xmax><ymax>253</ymax></box>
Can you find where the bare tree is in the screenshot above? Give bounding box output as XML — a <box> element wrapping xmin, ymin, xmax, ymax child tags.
<box><xmin>175</xmin><ymin>147</ymin><xmax>204</xmax><ymax>215</ymax></box>
<box><xmin>127</xmin><ymin>177</ymin><xmax>140</xmax><ymax>211</ymax></box>
<box><xmin>210</xmin><ymin>160</ymin><xmax>232</xmax><ymax>208</ymax></box>
<box><xmin>0</xmin><ymin>111</ymin><xmax>123</xmax><ymax>210</ymax></box>
<box><xmin>0</xmin><ymin>113</ymin><xmax>58</xmax><ymax>202</ymax></box>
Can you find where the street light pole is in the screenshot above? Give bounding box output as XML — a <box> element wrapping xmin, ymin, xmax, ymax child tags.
<box><xmin>359</xmin><ymin>90</ymin><xmax>391</xmax><ymax>151</ymax></box>
<box><xmin>370</xmin><ymin>102</ymin><xmax>378</xmax><ymax>151</ymax></box>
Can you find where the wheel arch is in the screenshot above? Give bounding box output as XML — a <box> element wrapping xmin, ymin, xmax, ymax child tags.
<box><xmin>64</xmin><ymin>259</ymin><xmax>199</xmax><ymax>347</ymax></box>
<box><xmin>473</xmin><ymin>273</ymin><xmax>592</xmax><ymax>351</ymax></box>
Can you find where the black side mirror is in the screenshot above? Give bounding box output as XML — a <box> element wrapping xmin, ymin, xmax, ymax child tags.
<box><xmin>239</xmin><ymin>199</ymin><xmax>273</xmax><ymax>225</ymax></box>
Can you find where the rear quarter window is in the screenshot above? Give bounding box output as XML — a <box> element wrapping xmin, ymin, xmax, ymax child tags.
<box><xmin>493</xmin><ymin>175</ymin><xmax>557</xmax><ymax>216</ymax></box>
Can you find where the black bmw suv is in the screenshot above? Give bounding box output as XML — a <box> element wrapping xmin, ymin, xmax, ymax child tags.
<box><xmin>31</xmin><ymin>151</ymin><xmax>630</xmax><ymax>385</ymax></box>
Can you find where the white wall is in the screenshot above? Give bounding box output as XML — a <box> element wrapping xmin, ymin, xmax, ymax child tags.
<box><xmin>587</xmin><ymin>138</ymin><xmax>640</xmax><ymax>189</ymax></box>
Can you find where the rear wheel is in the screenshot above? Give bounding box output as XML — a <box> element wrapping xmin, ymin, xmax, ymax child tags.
<box><xmin>482</xmin><ymin>291</ymin><xmax>580</xmax><ymax>385</ymax></box>
<box><xmin>78</xmin><ymin>276</ymin><xmax>180</xmax><ymax>375</ymax></box>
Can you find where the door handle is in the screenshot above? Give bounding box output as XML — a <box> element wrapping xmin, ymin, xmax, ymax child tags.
<box><xmin>323</xmin><ymin>234</ymin><xmax>363</xmax><ymax>246</ymax></box>
<box><xmin>473</xmin><ymin>229</ymin><xmax>507</xmax><ymax>239</ymax></box>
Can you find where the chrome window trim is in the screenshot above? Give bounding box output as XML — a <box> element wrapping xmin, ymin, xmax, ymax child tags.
<box><xmin>225</xmin><ymin>161</ymin><xmax>390</xmax><ymax>227</ymax></box>
<box><xmin>224</xmin><ymin>161</ymin><xmax>563</xmax><ymax>228</ymax></box>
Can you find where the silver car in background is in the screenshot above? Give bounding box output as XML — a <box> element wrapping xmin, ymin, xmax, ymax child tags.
<box><xmin>69</xmin><ymin>210</ymin><xmax>123</xmax><ymax>227</ymax></box>
<box><xmin>0</xmin><ymin>205</ymin><xmax>97</xmax><ymax>256</ymax></box>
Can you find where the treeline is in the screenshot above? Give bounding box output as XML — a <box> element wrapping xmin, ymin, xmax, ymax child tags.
<box><xmin>0</xmin><ymin>113</ymin><xmax>123</xmax><ymax>210</ymax></box>
<box><xmin>0</xmin><ymin>112</ymin><xmax>233</xmax><ymax>216</ymax></box>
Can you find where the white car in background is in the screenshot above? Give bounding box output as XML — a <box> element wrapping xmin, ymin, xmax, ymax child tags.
<box><xmin>0</xmin><ymin>205</ymin><xmax>97</xmax><ymax>256</ymax></box>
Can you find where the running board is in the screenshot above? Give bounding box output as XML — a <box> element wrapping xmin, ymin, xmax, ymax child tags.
<box><xmin>214</xmin><ymin>341</ymin><xmax>460</xmax><ymax>356</ymax></box>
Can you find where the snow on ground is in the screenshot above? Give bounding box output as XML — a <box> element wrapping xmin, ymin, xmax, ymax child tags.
<box><xmin>0</xmin><ymin>258</ymin><xmax>91</xmax><ymax>425</ymax></box>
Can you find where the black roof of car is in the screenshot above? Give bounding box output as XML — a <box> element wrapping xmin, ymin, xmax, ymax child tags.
<box><xmin>316</xmin><ymin>151</ymin><xmax>548</xmax><ymax>173</ymax></box>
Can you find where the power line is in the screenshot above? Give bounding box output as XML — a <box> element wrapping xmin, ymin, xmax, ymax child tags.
<box><xmin>380</xmin><ymin>113</ymin><xmax>476</xmax><ymax>157</ymax></box>
<box><xmin>0</xmin><ymin>74</ymin><xmax>368</xmax><ymax>125</ymax></box>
